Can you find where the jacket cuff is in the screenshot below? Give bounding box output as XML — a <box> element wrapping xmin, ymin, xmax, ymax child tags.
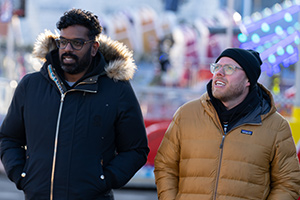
<box><xmin>9</xmin><ymin>165</ymin><xmax>24</xmax><ymax>189</ymax></box>
<box><xmin>104</xmin><ymin>169</ymin><xmax>118</xmax><ymax>189</ymax></box>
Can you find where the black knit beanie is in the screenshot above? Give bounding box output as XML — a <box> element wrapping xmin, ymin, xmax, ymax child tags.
<box><xmin>215</xmin><ymin>48</ymin><xmax>262</xmax><ymax>87</ymax></box>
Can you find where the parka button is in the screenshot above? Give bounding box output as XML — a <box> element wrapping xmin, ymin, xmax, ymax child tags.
<box><xmin>100</xmin><ymin>175</ymin><xmax>105</xmax><ymax>180</ymax></box>
<box><xmin>21</xmin><ymin>172</ymin><xmax>26</xmax><ymax>177</ymax></box>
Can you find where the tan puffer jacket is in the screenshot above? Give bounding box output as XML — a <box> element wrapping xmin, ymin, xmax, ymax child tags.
<box><xmin>154</xmin><ymin>84</ymin><xmax>300</xmax><ymax>200</ymax></box>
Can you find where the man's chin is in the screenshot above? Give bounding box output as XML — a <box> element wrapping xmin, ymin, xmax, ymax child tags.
<box><xmin>212</xmin><ymin>90</ymin><xmax>226</xmax><ymax>100</ymax></box>
<box><xmin>61</xmin><ymin>65</ymin><xmax>78</xmax><ymax>74</ymax></box>
<box><xmin>212</xmin><ymin>88</ymin><xmax>222</xmax><ymax>96</ymax></box>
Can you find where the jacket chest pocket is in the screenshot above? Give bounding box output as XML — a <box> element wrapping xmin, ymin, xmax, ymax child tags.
<box><xmin>64</xmin><ymin>92</ymin><xmax>116</xmax><ymax>138</ymax></box>
<box><xmin>75</xmin><ymin>101</ymin><xmax>114</xmax><ymax>139</ymax></box>
<box><xmin>87</xmin><ymin>103</ymin><xmax>116</xmax><ymax>138</ymax></box>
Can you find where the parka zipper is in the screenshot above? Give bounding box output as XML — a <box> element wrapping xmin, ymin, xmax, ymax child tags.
<box><xmin>49</xmin><ymin>89</ymin><xmax>96</xmax><ymax>200</ymax></box>
<box><xmin>213</xmin><ymin>123</ymin><xmax>228</xmax><ymax>200</ymax></box>
<box><xmin>47</xmin><ymin>64</ymin><xmax>98</xmax><ymax>199</ymax></box>
<box><xmin>50</xmin><ymin>93</ymin><xmax>65</xmax><ymax>200</ymax></box>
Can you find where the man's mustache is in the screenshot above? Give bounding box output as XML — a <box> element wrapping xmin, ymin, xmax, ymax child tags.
<box><xmin>61</xmin><ymin>53</ymin><xmax>78</xmax><ymax>61</ymax></box>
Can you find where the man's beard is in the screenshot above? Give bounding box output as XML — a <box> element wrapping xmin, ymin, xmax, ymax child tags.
<box><xmin>212</xmin><ymin>82</ymin><xmax>245</xmax><ymax>103</ymax></box>
<box><xmin>60</xmin><ymin>48</ymin><xmax>92</xmax><ymax>75</ymax></box>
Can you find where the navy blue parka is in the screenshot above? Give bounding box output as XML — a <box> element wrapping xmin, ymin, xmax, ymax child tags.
<box><xmin>0</xmin><ymin>32</ymin><xmax>149</xmax><ymax>200</ymax></box>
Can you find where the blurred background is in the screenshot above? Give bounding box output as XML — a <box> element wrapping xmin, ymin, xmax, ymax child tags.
<box><xmin>1</xmin><ymin>0</ymin><xmax>300</xmax><ymax>199</ymax></box>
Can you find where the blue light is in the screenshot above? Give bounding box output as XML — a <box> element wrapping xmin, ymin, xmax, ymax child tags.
<box><xmin>268</xmin><ymin>54</ymin><xmax>276</xmax><ymax>63</ymax></box>
<box><xmin>238</xmin><ymin>33</ymin><xmax>247</xmax><ymax>43</ymax></box>
<box><xmin>272</xmin><ymin>37</ymin><xmax>280</xmax><ymax>44</ymax></box>
<box><xmin>294</xmin><ymin>22</ymin><xmax>300</xmax><ymax>30</ymax></box>
<box><xmin>251</xmin><ymin>33</ymin><xmax>260</xmax><ymax>43</ymax></box>
<box><xmin>275</xmin><ymin>25</ymin><xmax>284</xmax><ymax>35</ymax></box>
<box><xmin>284</xmin><ymin>12</ymin><xmax>293</xmax><ymax>22</ymax></box>
<box><xmin>295</xmin><ymin>36</ymin><xmax>300</xmax><ymax>45</ymax></box>
<box><xmin>261</xmin><ymin>22</ymin><xmax>270</xmax><ymax>32</ymax></box>
<box><xmin>286</xmin><ymin>45</ymin><xmax>294</xmax><ymax>54</ymax></box>
<box><xmin>277</xmin><ymin>46</ymin><xmax>285</xmax><ymax>56</ymax></box>
<box><xmin>264</xmin><ymin>42</ymin><xmax>272</xmax><ymax>49</ymax></box>
<box><xmin>287</xmin><ymin>26</ymin><xmax>295</xmax><ymax>34</ymax></box>
<box><xmin>256</xmin><ymin>46</ymin><xmax>264</xmax><ymax>53</ymax></box>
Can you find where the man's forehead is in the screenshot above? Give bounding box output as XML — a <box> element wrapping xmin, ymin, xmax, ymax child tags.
<box><xmin>60</xmin><ymin>25</ymin><xmax>89</xmax><ymax>39</ymax></box>
<box><xmin>217</xmin><ymin>57</ymin><xmax>241</xmax><ymax>67</ymax></box>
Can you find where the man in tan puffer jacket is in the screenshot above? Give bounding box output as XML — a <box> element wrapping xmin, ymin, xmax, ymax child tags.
<box><xmin>154</xmin><ymin>48</ymin><xmax>300</xmax><ymax>200</ymax></box>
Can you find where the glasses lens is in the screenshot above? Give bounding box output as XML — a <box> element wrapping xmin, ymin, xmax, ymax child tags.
<box><xmin>210</xmin><ymin>63</ymin><xmax>238</xmax><ymax>75</ymax></box>
<box><xmin>70</xmin><ymin>40</ymin><xmax>84</xmax><ymax>50</ymax></box>
<box><xmin>210</xmin><ymin>63</ymin><xmax>220</xmax><ymax>74</ymax></box>
<box><xmin>223</xmin><ymin>64</ymin><xmax>235</xmax><ymax>75</ymax></box>
<box><xmin>56</xmin><ymin>38</ymin><xmax>67</xmax><ymax>49</ymax></box>
<box><xmin>56</xmin><ymin>38</ymin><xmax>85</xmax><ymax>50</ymax></box>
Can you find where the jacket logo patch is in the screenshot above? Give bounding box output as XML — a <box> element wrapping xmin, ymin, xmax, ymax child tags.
<box><xmin>241</xmin><ymin>130</ymin><xmax>253</xmax><ymax>135</ymax></box>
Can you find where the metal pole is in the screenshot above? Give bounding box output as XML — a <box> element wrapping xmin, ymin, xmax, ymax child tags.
<box><xmin>294</xmin><ymin>61</ymin><xmax>300</xmax><ymax>108</ymax></box>
<box><xmin>243</xmin><ymin>0</ymin><xmax>252</xmax><ymax>17</ymax></box>
<box><xmin>289</xmin><ymin>44</ymin><xmax>300</xmax><ymax>154</ymax></box>
<box><xmin>5</xmin><ymin>20</ymin><xmax>15</xmax><ymax>80</ymax></box>
<box><xmin>292</xmin><ymin>10</ymin><xmax>300</xmax><ymax>118</ymax></box>
<box><xmin>226</xmin><ymin>0</ymin><xmax>234</xmax><ymax>48</ymax></box>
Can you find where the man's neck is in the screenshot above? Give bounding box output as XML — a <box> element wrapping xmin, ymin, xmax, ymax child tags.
<box><xmin>64</xmin><ymin>70</ymin><xmax>87</xmax><ymax>83</ymax></box>
<box><xmin>222</xmin><ymin>99</ymin><xmax>245</xmax><ymax>110</ymax></box>
<box><xmin>222</xmin><ymin>89</ymin><xmax>250</xmax><ymax>110</ymax></box>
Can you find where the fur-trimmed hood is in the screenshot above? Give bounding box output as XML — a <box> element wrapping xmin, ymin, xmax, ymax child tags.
<box><xmin>32</xmin><ymin>30</ymin><xmax>137</xmax><ymax>81</ymax></box>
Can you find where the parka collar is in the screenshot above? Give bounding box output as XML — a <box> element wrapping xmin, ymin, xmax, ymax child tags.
<box><xmin>202</xmin><ymin>82</ymin><xmax>276</xmax><ymax>128</ymax></box>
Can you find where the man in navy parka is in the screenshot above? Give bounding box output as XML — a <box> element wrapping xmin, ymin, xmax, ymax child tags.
<box><xmin>0</xmin><ymin>8</ymin><xmax>149</xmax><ymax>200</ymax></box>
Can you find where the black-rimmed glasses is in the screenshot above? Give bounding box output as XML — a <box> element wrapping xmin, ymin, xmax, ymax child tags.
<box><xmin>55</xmin><ymin>38</ymin><xmax>94</xmax><ymax>50</ymax></box>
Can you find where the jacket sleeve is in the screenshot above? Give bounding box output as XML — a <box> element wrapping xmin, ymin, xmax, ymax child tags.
<box><xmin>103</xmin><ymin>81</ymin><xmax>149</xmax><ymax>189</ymax></box>
<box><xmin>154</xmin><ymin>108</ymin><xmax>181</xmax><ymax>200</ymax></box>
<box><xmin>267</xmin><ymin>119</ymin><xmax>300</xmax><ymax>200</ymax></box>
<box><xmin>0</xmin><ymin>76</ymin><xmax>27</xmax><ymax>189</ymax></box>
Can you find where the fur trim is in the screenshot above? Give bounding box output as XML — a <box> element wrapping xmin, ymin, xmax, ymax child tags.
<box><xmin>32</xmin><ymin>30</ymin><xmax>59</xmax><ymax>62</ymax></box>
<box><xmin>99</xmin><ymin>34</ymin><xmax>136</xmax><ymax>81</ymax></box>
<box><xmin>32</xmin><ymin>30</ymin><xmax>137</xmax><ymax>80</ymax></box>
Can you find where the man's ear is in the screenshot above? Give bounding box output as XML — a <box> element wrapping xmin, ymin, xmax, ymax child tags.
<box><xmin>246</xmin><ymin>80</ymin><xmax>251</xmax><ymax>87</ymax></box>
<box><xmin>91</xmin><ymin>41</ymin><xmax>99</xmax><ymax>56</ymax></box>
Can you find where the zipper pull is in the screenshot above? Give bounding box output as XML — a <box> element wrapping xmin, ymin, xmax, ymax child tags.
<box><xmin>220</xmin><ymin>123</ymin><xmax>228</xmax><ymax>149</ymax></box>
<box><xmin>220</xmin><ymin>135</ymin><xmax>225</xmax><ymax>149</ymax></box>
<box><xmin>60</xmin><ymin>93</ymin><xmax>65</xmax><ymax>102</ymax></box>
<box><xmin>223</xmin><ymin>123</ymin><xmax>228</xmax><ymax>134</ymax></box>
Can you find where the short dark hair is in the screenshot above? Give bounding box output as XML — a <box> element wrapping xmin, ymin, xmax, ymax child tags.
<box><xmin>56</xmin><ymin>8</ymin><xmax>102</xmax><ymax>40</ymax></box>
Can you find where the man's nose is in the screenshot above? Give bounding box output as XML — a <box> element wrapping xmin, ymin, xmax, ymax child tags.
<box><xmin>215</xmin><ymin>66</ymin><xmax>225</xmax><ymax>76</ymax></box>
<box><xmin>64</xmin><ymin>42</ymin><xmax>73</xmax><ymax>51</ymax></box>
